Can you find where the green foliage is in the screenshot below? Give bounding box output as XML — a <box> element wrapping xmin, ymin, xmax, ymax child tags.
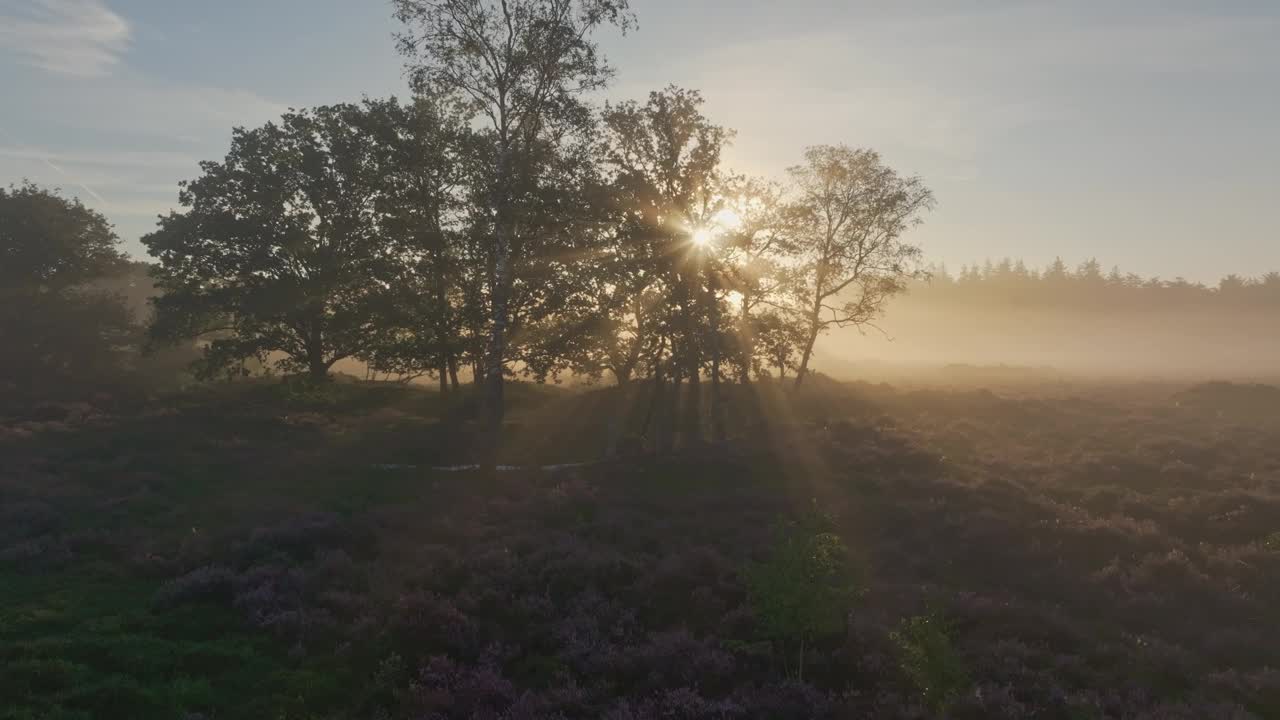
<box><xmin>0</xmin><ymin>181</ymin><xmax>125</xmax><ymax>290</ymax></box>
<box><xmin>144</xmin><ymin>101</ymin><xmax>443</xmax><ymax>380</ymax></box>
<box><xmin>745</xmin><ymin>504</ymin><xmax>861</xmax><ymax>680</ymax></box>
<box><xmin>349</xmin><ymin>97</ymin><xmax>476</xmax><ymax>385</ymax></box>
<box><xmin>0</xmin><ymin>183</ymin><xmax>140</xmax><ymax>402</ymax></box>
<box><xmin>267</xmin><ymin>374</ymin><xmax>344</xmax><ymax>408</ymax></box>
<box><xmin>890</xmin><ymin>612</ymin><xmax>971</xmax><ymax>714</ymax></box>
<box><xmin>749</xmin><ymin>311</ymin><xmax>808</xmax><ymax>379</ymax></box>
<box><xmin>0</xmin><ymin>574</ymin><xmax>304</xmax><ymax>720</ymax></box>
<box><xmin>786</xmin><ymin>144</ymin><xmax>934</xmax><ymax>386</ymax></box>
<box><xmin>2</xmin><ymin>287</ymin><xmax>138</xmax><ymax>391</ymax></box>
<box><xmin>596</xmin><ymin>86</ymin><xmax>732</xmax><ymax>382</ymax></box>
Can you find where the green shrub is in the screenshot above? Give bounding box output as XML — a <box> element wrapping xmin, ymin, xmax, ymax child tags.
<box><xmin>745</xmin><ymin>504</ymin><xmax>861</xmax><ymax>681</ymax></box>
<box><xmin>269</xmin><ymin>375</ymin><xmax>342</xmax><ymax>408</ymax></box>
<box><xmin>891</xmin><ymin>612</ymin><xmax>970</xmax><ymax>714</ymax></box>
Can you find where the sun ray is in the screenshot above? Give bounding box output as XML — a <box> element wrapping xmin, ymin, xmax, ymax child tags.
<box><xmin>712</xmin><ymin>207</ymin><xmax>742</xmax><ymax>232</ymax></box>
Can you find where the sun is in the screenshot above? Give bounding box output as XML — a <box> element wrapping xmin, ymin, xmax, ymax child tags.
<box><xmin>713</xmin><ymin>208</ymin><xmax>742</xmax><ymax>231</ymax></box>
<box><xmin>691</xmin><ymin>228</ymin><xmax>715</xmax><ymax>248</ymax></box>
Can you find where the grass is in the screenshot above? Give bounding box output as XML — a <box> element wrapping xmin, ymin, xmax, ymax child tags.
<box><xmin>0</xmin><ymin>571</ymin><xmax>306</xmax><ymax>720</ymax></box>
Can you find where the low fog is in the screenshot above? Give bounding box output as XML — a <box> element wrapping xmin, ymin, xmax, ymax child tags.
<box><xmin>816</xmin><ymin>270</ymin><xmax>1280</xmax><ymax>384</ymax></box>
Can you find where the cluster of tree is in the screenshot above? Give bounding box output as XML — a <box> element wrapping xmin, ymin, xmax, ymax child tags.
<box><xmin>0</xmin><ymin>183</ymin><xmax>139</xmax><ymax>402</ymax></box>
<box><xmin>141</xmin><ymin>0</ymin><xmax>935</xmax><ymax>457</ymax></box>
<box><xmin>916</xmin><ymin>257</ymin><xmax>1280</xmax><ymax>310</ymax></box>
<box><xmin>1</xmin><ymin>183</ymin><xmax>203</xmax><ymax>407</ymax></box>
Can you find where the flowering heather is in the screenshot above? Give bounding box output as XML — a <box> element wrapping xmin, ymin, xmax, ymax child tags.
<box><xmin>5</xmin><ymin>380</ymin><xmax>1280</xmax><ymax>718</ymax></box>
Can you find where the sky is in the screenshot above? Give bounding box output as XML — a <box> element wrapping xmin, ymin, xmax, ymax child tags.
<box><xmin>1</xmin><ymin>0</ymin><xmax>1277</xmax><ymax>283</ymax></box>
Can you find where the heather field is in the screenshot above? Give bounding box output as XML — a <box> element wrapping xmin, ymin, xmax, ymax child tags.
<box><xmin>3</xmin><ymin>378</ymin><xmax>1279</xmax><ymax>719</ymax></box>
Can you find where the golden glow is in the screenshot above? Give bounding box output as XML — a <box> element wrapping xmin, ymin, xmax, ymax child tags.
<box><xmin>713</xmin><ymin>207</ymin><xmax>742</xmax><ymax>231</ymax></box>
<box><xmin>691</xmin><ymin>228</ymin><xmax>715</xmax><ymax>248</ymax></box>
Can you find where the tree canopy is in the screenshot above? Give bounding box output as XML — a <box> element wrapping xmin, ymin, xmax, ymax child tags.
<box><xmin>395</xmin><ymin>0</ymin><xmax>634</xmax><ymax>463</ymax></box>
<box><xmin>137</xmin><ymin>88</ymin><xmax>937</xmax><ymax>451</ymax></box>
<box><xmin>145</xmin><ymin>102</ymin><xmax>430</xmax><ymax>379</ymax></box>
<box><xmin>786</xmin><ymin>145</ymin><xmax>935</xmax><ymax>387</ymax></box>
<box><xmin>133</xmin><ymin>0</ymin><xmax>940</xmax><ymax>457</ymax></box>
<box><xmin>1</xmin><ymin>181</ymin><xmax>125</xmax><ymax>290</ymax></box>
<box><xmin>1</xmin><ymin>183</ymin><xmax>136</xmax><ymax>399</ymax></box>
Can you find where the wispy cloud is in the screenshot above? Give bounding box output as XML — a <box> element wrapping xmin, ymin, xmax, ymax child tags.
<box><xmin>26</xmin><ymin>75</ymin><xmax>290</xmax><ymax>146</ymax></box>
<box><xmin>0</xmin><ymin>125</ymin><xmax>113</xmax><ymax>205</ymax></box>
<box><xmin>0</xmin><ymin>0</ymin><xmax>130</xmax><ymax>77</ymax></box>
<box><xmin>632</xmin><ymin>1</ymin><xmax>1278</xmax><ymax>183</ymax></box>
<box><xmin>0</xmin><ymin>145</ymin><xmax>197</xmax><ymax>171</ymax></box>
<box><xmin>0</xmin><ymin>77</ymin><xmax>287</xmax><ymax>239</ymax></box>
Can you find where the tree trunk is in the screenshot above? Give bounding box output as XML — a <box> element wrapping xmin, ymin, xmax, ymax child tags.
<box><xmin>793</xmin><ymin>323</ymin><xmax>821</xmax><ymax>389</ymax></box>
<box><xmin>798</xmin><ymin>637</ymin><xmax>805</xmax><ymax>683</ymax></box>
<box><xmin>662</xmin><ymin>363</ymin><xmax>681</xmax><ymax>454</ymax></box>
<box><xmin>615</xmin><ymin>333</ymin><xmax>642</xmax><ymax>387</ymax></box>
<box><xmin>306</xmin><ymin>329</ymin><xmax>327</xmax><ymax>381</ymax></box>
<box><xmin>604</xmin><ymin>357</ymin><xmax>637</xmax><ymax>457</ymax></box>
<box><xmin>668</xmin><ymin>265</ymin><xmax>702</xmax><ymax>448</ymax></box>
<box><xmin>433</xmin><ymin>244</ymin><xmax>451</xmax><ymax>396</ymax></box>
<box><xmin>448</xmin><ymin>354</ymin><xmax>460</xmax><ymax>390</ymax></box>
<box><xmin>709</xmin><ymin>285</ymin><xmax>725</xmax><ymax>443</ymax></box>
<box><xmin>710</xmin><ymin>352</ymin><xmax>724</xmax><ymax>443</ymax></box>
<box><xmin>604</xmin><ymin>380</ymin><xmax>629</xmax><ymax>459</ymax></box>
<box><xmin>683</xmin><ymin>367</ymin><xmax>702</xmax><ymax>448</ymax></box>
<box><xmin>737</xmin><ymin>293</ymin><xmax>753</xmax><ymax>384</ymax></box>
<box><xmin>309</xmin><ymin>359</ymin><xmax>330</xmax><ymax>380</ymax></box>
<box><xmin>679</xmin><ymin>299</ymin><xmax>703</xmax><ymax>447</ymax></box>
<box><xmin>481</xmin><ymin>144</ymin><xmax>514</xmax><ymax>469</ymax></box>
<box><xmin>638</xmin><ymin>340</ymin><xmax>667</xmax><ymax>454</ymax></box>
<box><xmin>611</xmin><ymin>366</ymin><xmax>632</xmax><ymax>386</ymax></box>
<box><xmin>793</xmin><ymin>295</ymin><xmax>823</xmax><ymax>389</ymax></box>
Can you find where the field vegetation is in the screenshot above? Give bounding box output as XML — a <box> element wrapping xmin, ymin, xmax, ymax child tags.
<box><xmin>3</xmin><ymin>377</ymin><xmax>1279</xmax><ymax>719</ymax></box>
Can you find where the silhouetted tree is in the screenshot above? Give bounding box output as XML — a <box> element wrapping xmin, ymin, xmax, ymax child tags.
<box><xmin>599</xmin><ymin>85</ymin><xmax>731</xmax><ymax>445</ymax></box>
<box><xmin>1218</xmin><ymin>273</ymin><xmax>1247</xmax><ymax>296</ymax></box>
<box><xmin>1</xmin><ymin>182</ymin><xmax>135</xmax><ymax>399</ymax></box>
<box><xmin>750</xmin><ymin>311</ymin><xmax>807</xmax><ymax>379</ymax></box>
<box><xmin>395</xmin><ymin>0</ymin><xmax>633</xmax><ymax>464</ymax></box>
<box><xmin>1076</xmin><ymin>257</ymin><xmax>1104</xmax><ymax>285</ymax></box>
<box><xmin>1044</xmin><ymin>256</ymin><xmax>1069</xmax><ymax>282</ymax></box>
<box><xmin>501</xmin><ymin>129</ymin><xmax>617</xmax><ymax>384</ymax></box>
<box><xmin>715</xmin><ymin>174</ymin><xmax>794</xmax><ymax>384</ymax></box>
<box><xmin>786</xmin><ymin>145</ymin><xmax>934</xmax><ymax>388</ymax></box>
<box><xmin>145</xmin><ymin>105</ymin><xmax>402</xmax><ymax>380</ymax></box>
<box><xmin>2</xmin><ymin>182</ymin><xmax>124</xmax><ymax>290</ymax></box>
<box><xmin>354</xmin><ymin>96</ymin><xmax>472</xmax><ymax>391</ymax></box>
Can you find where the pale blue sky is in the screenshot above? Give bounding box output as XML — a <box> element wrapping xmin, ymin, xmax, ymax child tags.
<box><xmin>2</xmin><ymin>0</ymin><xmax>1277</xmax><ymax>282</ymax></box>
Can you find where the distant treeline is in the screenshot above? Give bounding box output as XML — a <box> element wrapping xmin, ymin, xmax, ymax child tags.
<box><xmin>819</xmin><ymin>257</ymin><xmax>1280</xmax><ymax>380</ymax></box>
<box><xmin>913</xmin><ymin>258</ymin><xmax>1280</xmax><ymax>309</ymax></box>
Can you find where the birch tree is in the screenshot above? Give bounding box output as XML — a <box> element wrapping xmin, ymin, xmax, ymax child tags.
<box><xmin>787</xmin><ymin>145</ymin><xmax>934</xmax><ymax>388</ymax></box>
<box><xmin>394</xmin><ymin>0</ymin><xmax>632</xmax><ymax>463</ymax></box>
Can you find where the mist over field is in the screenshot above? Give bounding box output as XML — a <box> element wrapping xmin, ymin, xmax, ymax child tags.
<box><xmin>4</xmin><ymin>1</ymin><xmax>1280</xmax><ymax>718</ymax></box>
<box><xmin>822</xmin><ymin>296</ymin><xmax>1280</xmax><ymax>383</ymax></box>
<box><xmin>804</xmin><ymin>262</ymin><xmax>1280</xmax><ymax>384</ymax></box>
